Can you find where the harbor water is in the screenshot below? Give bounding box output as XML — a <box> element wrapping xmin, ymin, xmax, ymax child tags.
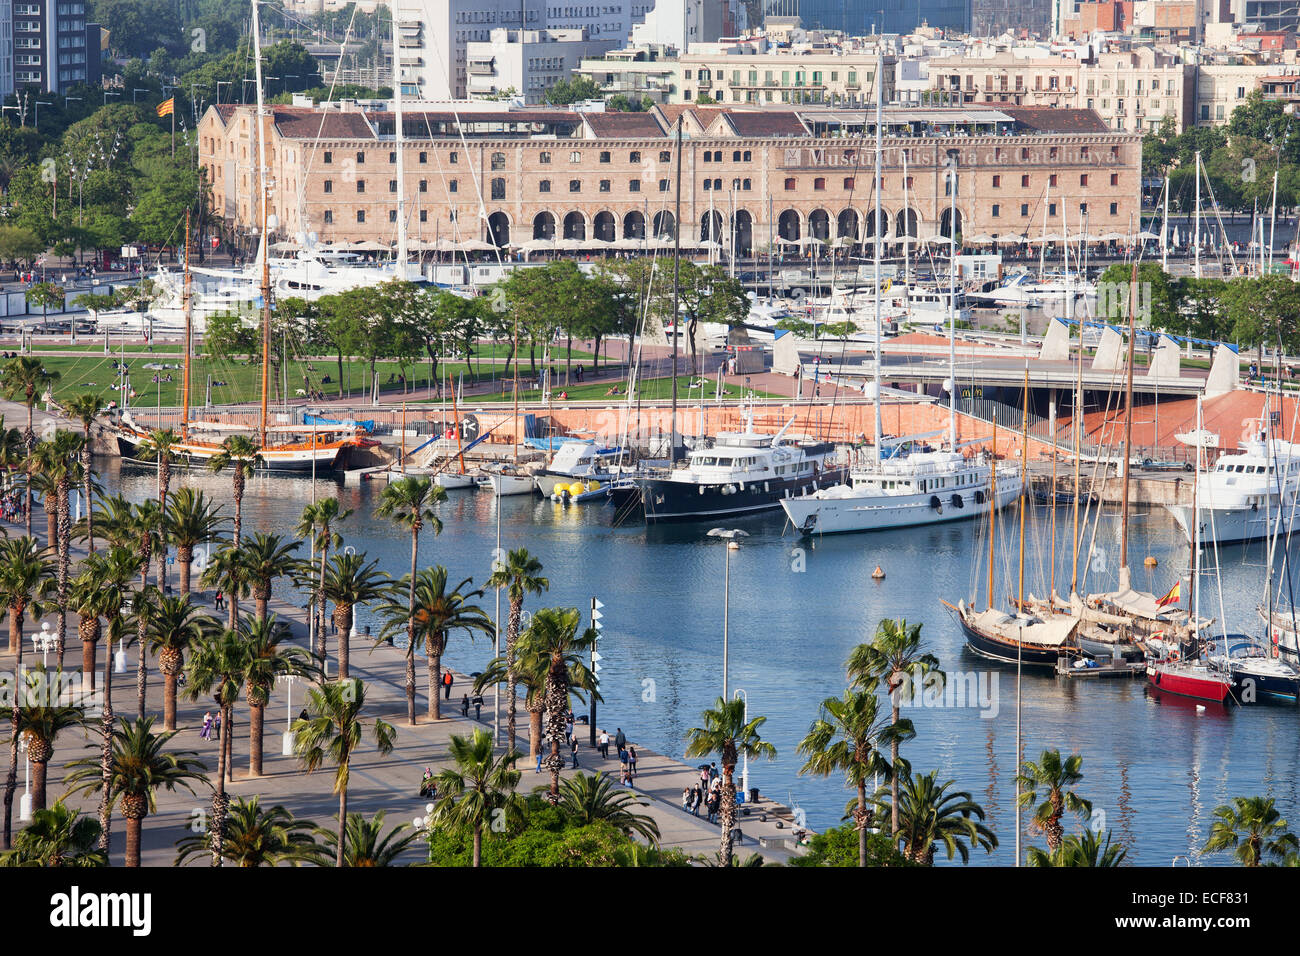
<box><xmin>107</xmin><ymin>460</ymin><xmax>1300</xmax><ymax>866</ymax></box>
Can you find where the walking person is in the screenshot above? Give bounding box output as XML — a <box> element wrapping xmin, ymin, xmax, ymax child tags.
<box><xmin>473</xmin><ymin>694</ymin><xmax>483</xmax><ymax>720</ymax></box>
<box><xmin>214</xmin><ymin>591</ymin><xmax>224</xmax><ymax>612</ymax></box>
<box><xmin>460</xmin><ymin>694</ymin><xmax>469</xmax><ymax>717</ymax></box>
<box><xmin>627</xmin><ymin>745</ymin><xmax>637</xmax><ymax>780</ymax></box>
<box><xmin>618</xmin><ymin>747</ymin><xmax>629</xmax><ymax>783</ymax></box>
<box><xmin>211</xmin><ymin>710</ymin><xmax>222</xmax><ymax>741</ymax></box>
<box><xmin>682</xmin><ymin>786</ymin><xmax>692</xmax><ymax>812</ymax></box>
<box><xmin>199</xmin><ymin>711</ymin><xmax>213</xmax><ymax>740</ymax></box>
<box><xmin>691</xmin><ymin>786</ymin><xmax>702</xmax><ymax>816</ymax></box>
<box><xmin>599</xmin><ymin>730</ymin><xmax>610</xmax><ymax>758</ymax></box>
<box><xmin>614</xmin><ymin>727</ymin><xmax>626</xmax><ymax>756</ymax></box>
<box><xmin>570</xmin><ymin>736</ymin><xmax>579</xmax><ymax>769</ymax></box>
<box><xmin>442</xmin><ymin>669</ymin><xmax>454</xmax><ymax>700</ymax></box>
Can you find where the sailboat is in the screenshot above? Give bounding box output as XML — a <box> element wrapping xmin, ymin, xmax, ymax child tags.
<box><xmin>943</xmin><ymin>367</ymin><xmax>1084</xmax><ymax>669</ymax></box>
<box><xmin>113</xmin><ymin>2</ymin><xmax>359</xmax><ymax>473</ymax></box>
<box><xmin>780</xmin><ymin>77</ymin><xmax>1020</xmax><ymax>537</ymax></box>
<box><xmin>1146</xmin><ymin>395</ymin><xmax>1233</xmax><ymax>704</ymax></box>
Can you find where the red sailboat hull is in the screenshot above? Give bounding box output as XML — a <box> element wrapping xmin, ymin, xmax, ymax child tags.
<box><xmin>1147</xmin><ymin>662</ymin><xmax>1231</xmax><ymax>703</ymax></box>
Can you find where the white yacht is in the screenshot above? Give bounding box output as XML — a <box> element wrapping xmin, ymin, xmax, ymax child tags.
<box><xmin>975</xmin><ymin>272</ymin><xmax>1095</xmax><ymax>307</ymax></box>
<box><xmin>535</xmin><ymin>440</ymin><xmax>626</xmax><ymax>497</ymax></box>
<box><xmin>608</xmin><ymin>409</ymin><xmax>845</xmax><ymax>523</ymax></box>
<box><xmin>780</xmin><ymin>447</ymin><xmax>1022</xmax><ymax>535</ymax></box>
<box><xmin>1165</xmin><ymin>425</ymin><xmax>1300</xmax><ymax>545</ymax></box>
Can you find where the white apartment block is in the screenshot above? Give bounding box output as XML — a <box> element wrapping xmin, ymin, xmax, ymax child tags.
<box><xmin>466</xmin><ymin>27</ymin><xmax>620</xmax><ymax>102</ymax></box>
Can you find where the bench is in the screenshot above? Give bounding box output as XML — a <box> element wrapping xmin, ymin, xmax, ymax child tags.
<box><xmin>758</xmin><ymin>835</ymin><xmax>789</xmax><ymax>850</ymax></box>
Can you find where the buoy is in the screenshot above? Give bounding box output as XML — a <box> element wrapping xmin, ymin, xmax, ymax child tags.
<box><xmin>872</xmin><ymin>565</ymin><xmax>885</xmax><ymax>580</ymax></box>
<box><xmin>1144</xmin><ymin>555</ymin><xmax>1158</xmax><ymax>568</ymax></box>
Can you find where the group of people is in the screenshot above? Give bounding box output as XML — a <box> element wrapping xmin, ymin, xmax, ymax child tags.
<box><xmin>595</xmin><ymin>727</ymin><xmax>638</xmax><ymax>785</ymax></box>
<box><xmin>1</xmin><ymin>492</ymin><xmax>27</xmax><ymax>523</ymax></box>
<box><xmin>199</xmin><ymin>711</ymin><xmax>222</xmax><ymax>741</ymax></box>
<box><xmin>682</xmin><ymin>763</ymin><xmax>723</xmax><ymax>823</ymax></box>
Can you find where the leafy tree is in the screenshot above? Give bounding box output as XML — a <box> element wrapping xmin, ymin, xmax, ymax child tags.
<box><xmin>175</xmin><ymin>796</ymin><xmax>321</xmax><ymax>867</ymax></box>
<box><xmin>1027</xmin><ymin>828</ymin><xmax>1128</xmax><ymax>867</ymax></box>
<box><xmin>871</xmin><ymin>770</ymin><xmax>998</xmax><ymax>865</ymax></box>
<box><xmin>1015</xmin><ymin>750</ymin><xmax>1092</xmax><ymax>852</ymax></box>
<box><xmin>543</xmin><ymin>75</ymin><xmax>601</xmax><ymax>105</ymax></box>
<box><xmin>429</xmin><ymin>729</ymin><xmax>525</xmax><ymax>867</ymax></box>
<box><xmin>0</xmin><ymin>801</ymin><xmax>106</xmax><ymax>867</ymax></box>
<box><xmin>1203</xmin><ymin>795</ymin><xmax>1299</xmax><ymax>867</ymax></box>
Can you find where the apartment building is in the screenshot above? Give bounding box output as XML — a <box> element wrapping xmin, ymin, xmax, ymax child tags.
<box><xmin>3</xmin><ymin>0</ymin><xmax>100</xmax><ymax>94</ymax></box>
<box><xmin>466</xmin><ymin>28</ymin><xmax>620</xmax><ymax>103</ymax></box>
<box><xmin>198</xmin><ymin>100</ymin><xmax>1140</xmax><ymax>261</ymax></box>
<box><xmin>676</xmin><ymin>39</ymin><xmax>895</xmax><ymax>106</ymax></box>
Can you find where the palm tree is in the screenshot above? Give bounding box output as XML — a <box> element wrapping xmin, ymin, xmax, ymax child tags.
<box><xmin>846</xmin><ymin>618</ymin><xmax>942</xmax><ymax>838</ymax></box>
<box><xmin>429</xmin><ymin>729</ymin><xmax>524</xmax><ymax>867</ymax></box>
<box><xmin>296</xmin><ymin>497</ymin><xmax>351</xmax><ymax>670</ymax></box>
<box><xmin>62</xmin><ymin>393</ymin><xmax>102</xmax><ymax>553</ymax></box>
<box><xmin>33</xmin><ymin>431</ymin><xmax>83</xmax><ymax>668</ymax></box>
<box><xmin>0</xmin><ymin>801</ymin><xmax>106</xmax><ymax>867</ymax></box>
<box><xmin>144</xmin><ymin>594</ymin><xmax>217</xmax><ymax>731</ymax></box>
<box><xmin>0</xmin><ymin>535</ymin><xmax>54</xmax><ymax>850</ymax></box>
<box><xmin>555</xmin><ymin>771</ymin><xmax>660</xmax><ymax>844</ymax></box>
<box><xmin>292</xmin><ymin>678</ymin><xmax>397</xmax><ymax>867</ymax></box>
<box><xmin>871</xmin><ymin>770</ymin><xmax>998</xmax><ymax>865</ymax></box>
<box><xmin>313</xmin><ymin>812</ymin><xmax>419</xmax><ymax>867</ymax></box>
<box><xmin>165</xmin><ymin>487</ymin><xmax>226</xmax><ymax>594</ymax></box>
<box><xmin>378</xmin><ymin>566</ymin><xmax>490</xmax><ymax>721</ymax></box>
<box><xmin>66</xmin><ymin>715</ymin><xmax>207</xmax><ymax>867</ymax></box>
<box><xmin>319</xmin><ymin>552</ymin><xmax>390</xmax><ymax>681</ymax></box>
<box><xmin>185</xmin><ymin>627</ymin><xmax>246</xmax><ymax>865</ymax></box>
<box><xmin>133</xmin><ymin>429</ymin><xmax>181</xmax><ymax>586</ymax></box>
<box><xmin>474</xmin><ymin>628</ymin><xmax>601</xmax><ymax>766</ymax></box>
<box><xmin>2</xmin><ymin>355</ymin><xmax>60</xmax><ymax>536</ymax></box>
<box><xmin>1027</xmin><ymin>828</ymin><xmax>1128</xmax><ymax>867</ymax></box>
<box><xmin>69</xmin><ymin>558</ymin><xmax>115</xmax><ymax>696</ymax></box>
<box><xmin>14</xmin><ymin>671</ymin><xmax>83</xmax><ymax>811</ymax></box>
<box><xmin>238</xmin><ymin>532</ymin><xmax>302</xmax><ymax>621</ymax></box>
<box><xmin>240</xmin><ymin>614</ymin><xmax>313</xmax><ymax>777</ymax></box>
<box><xmin>28</xmin><ymin>470</ymin><xmax>57</xmax><ymax>545</ymax></box>
<box><xmin>523</xmin><ymin>606</ymin><xmax>597</xmax><ymax>801</ymax></box>
<box><xmin>207</xmin><ymin>435</ymin><xmax>261</xmax><ymax>547</ymax></box>
<box><xmin>374</xmin><ymin>475</ymin><xmax>446</xmax><ymax>726</ymax></box>
<box><xmin>797</xmin><ymin>688</ymin><xmax>894</xmax><ymax>868</ymax></box>
<box><xmin>1015</xmin><ymin>750</ymin><xmax>1091</xmax><ymax>853</ymax></box>
<box><xmin>201</xmin><ymin>541</ymin><xmax>250</xmax><ymax>631</ymax></box>
<box><xmin>1203</xmin><ymin>795</ymin><xmax>1299</xmax><ymax>867</ymax></box>
<box><xmin>175</xmin><ymin>796</ymin><xmax>321</xmax><ymax>867</ymax></box>
<box><xmin>92</xmin><ymin>545</ymin><xmax>143</xmax><ymax>854</ymax></box>
<box><xmin>684</xmin><ymin>696</ymin><xmax>777</xmax><ymax>866</ymax></box>
<box><xmin>486</xmin><ymin>548</ymin><xmax>548</xmax><ymax>750</ymax></box>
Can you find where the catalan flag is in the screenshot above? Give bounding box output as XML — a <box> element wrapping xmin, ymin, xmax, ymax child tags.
<box><xmin>1156</xmin><ymin>580</ymin><xmax>1181</xmax><ymax>608</ymax></box>
<box><xmin>155</xmin><ymin>97</ymin><xmax>174</xmax><ymax>118</ymax></box>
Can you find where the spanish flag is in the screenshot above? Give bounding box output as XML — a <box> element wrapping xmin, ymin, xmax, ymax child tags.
<box><xmin>156</xmin><ymin>97</ymin><xmax>174</xmax><ymax>118</ymax></box>
<box><xmin>1156</xmin><ymin>580</ymin><xmax>1181</xmax><ymax>608</ymax></box>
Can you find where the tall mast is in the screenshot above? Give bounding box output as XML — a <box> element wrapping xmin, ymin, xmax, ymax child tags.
<box><xmin>947</xmin><ymin>151</ymin><xmax>957</xmax><ymax>449</ymax></box>
<box><xmin>872</xmin><ymin>49</ymin><xmax>883</xmax><ymax>465</ymax></box>
<box><xmin>1119</xmin><ymin>260</ymin><xmax>1137</xmax><ymax>589</ymax></box>
<box><xmin>988</xmin><ymin>418</ymin><xmax>997</xmax><ymax>611</ymax></box>
<box><xmin>512</xmin><ymin>314</ymin><xmax>520</xmax><ymax>466</ymax></box>
<box><xmin>670</xmin><ymin>116</ymin><xmax>682</xmax><ymax>462</ymax></box>
<box><xmin>1161</xmin><ymin>175</ymin><xmax>1169</xmax><ymax>271</ymax></box>
<box><xmin>1070</xmin><ymin>307</ymin><xmax>1083</xmax><ymax>597</ymax></box>
<box><xmin>181</xmin><ymin>207</ymin><xmax>192</xmax><ymax>440</ymax></box>
<box><xmin>252</xmin><ymin>0</ymin><xmax>271</xmax><ymax>449</ymax></box>
<box><xmin>1190</xmin><ymin>394</ymin><xmax>1202</xmax><ymax>641</ymax></box>
<box><xmin>1018</xmin><ymin>364</ymin><xmax>1028</xmax><ymax>612</ymax></box>
<box><xmin>1194</xmin><ymin>151</ymin><xmax>1202</xmax><ymax>280</ymax></box>
<box><xmin>901</xmin><ymin>148</ymin><xmax>911</xmax><ymax>312</ymax></box>
<box><xmin>391</xmin><ymin>1</ymin><xmax>407</xmax><ymax>273</ymax></box>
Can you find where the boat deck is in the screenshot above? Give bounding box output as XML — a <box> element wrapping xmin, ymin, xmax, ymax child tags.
<box><xmin>1055</xmin><ymin>658</ymin><xmax>1146</xmax><ymax>679</ymax></box>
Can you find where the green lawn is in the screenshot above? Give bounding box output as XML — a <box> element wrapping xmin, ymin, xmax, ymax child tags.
<box><xmin>463</xmin><ymin>373</ymin><xmax>783</xmax><ymax>404</ymax></box>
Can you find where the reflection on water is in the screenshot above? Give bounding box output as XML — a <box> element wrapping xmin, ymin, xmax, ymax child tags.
<box><xmin>102</xmin><ymin>458</ymin><xmax>1300</xmax><ymax>866</ymax></box>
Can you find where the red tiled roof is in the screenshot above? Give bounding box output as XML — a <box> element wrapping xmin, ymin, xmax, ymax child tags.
<box><xmin>272</xmin><ymin>107</ymin><xmax>375</xmax><ymax>139</ymax></box>
<box><xmin>722</xmin><ymin>110</ymin><xmax>807</xmax><ymax>137</ymax></box>
<box><xmin>583</xmin><ymin>111</ymin><xmax>666</xmax><ymax>137</ymax></box>
<box><xmin>1000</xmin><ymin>106</ymin><xmax>1111</xmax><ymax>134</ymax></box>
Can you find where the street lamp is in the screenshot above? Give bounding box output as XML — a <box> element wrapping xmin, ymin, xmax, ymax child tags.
<box><xmin>216</xmin><ymin>81</ymin><xmax>231</xmax><ymax>103</ymax></box>
<box><xmin>63</xmin><ymin>95</ymin><xmax>82</xmax><ymax>110</ymax></box>
<box><xmin>733</xmin><ymin>688</ymin><xmax>749</xmax><ymax>798</ymax></box>
<box><xmin>18</xmin><ymin>735</ymin><xmax>30</xmax><ymax>822</ymax></box>
<box><xmin>33</xmin><ymin>100</ymin><xmax>51</xmax><ymax>127</ymax></box>
<box><xmin>103</xmin><ymin>90</ymin><xmax>121</xmax><ymax>106</ymax></box>
<box><xmin>276</xmin><ymin>674</ymin><xmax>299</xmax><ymax>755</ymax></box>
<box><xmin>706</xmin><ymin>527</ymin><xmax>748</xmax><ymax>698</ymax></box>
<box><xmin>34</xmin><ymin>621</ymin><xmax>56</xmax><ymax>668</ymax></box>
<box><xmin>132</xmin><ymin>89</ymin><xmax>149</xmax><ymax>104</ymax></box>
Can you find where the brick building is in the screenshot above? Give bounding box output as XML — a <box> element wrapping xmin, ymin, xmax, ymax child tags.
<box><xmin>198</xmin><ymin>100</ymin><xmax>1142</xmax><ymax>257</ymax></box>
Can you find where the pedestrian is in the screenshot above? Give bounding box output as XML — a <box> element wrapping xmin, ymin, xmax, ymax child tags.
<box><xmin>419</xmin><ymin>767</ymin><xmax>436</xmax><ymax>799</ymax></box>
<box><xmin>442</xmin><ymin>669</ymin><xmax>454</xmax><ymax>700</ymax></box>
<box><xmin>460</xmin><ymin>693</ymin><xmax>469</xmax><ymax>717</ymax></box>
<box><xmin>627</xmin><ymin>745</ymin><xmax>637</xmax><ymax>779</ymax></box>
<box><xmin>536</xmin><ymin>748</ymin><xmax>544</xmax><ymax>773</ymax></box>
<box><xmin>682</xmin><ymin>786</ymin><xmax>692</xmax><ymax>811</ymax></box>
<box><xmin>565</xmin><ymin>717</ymin><xmax>574</xmax><ymax>743</ymax></box>
<box><xmin>599</xmin><ymin>730</ymin><xmax>610</xmax><ymax>758</ymax></box>
<box><xmin>619</xmin><ymin>747</ymin><xmax>629</xmax><ymax>780</ymax></box>
<box><xmin>691</xmin><ymin>785</ymin><xmax>702</xmax><ymax>816</ymax></box>
<box><xmin>199</xmin><ymin>711</ymin><xmax>213</xmax><ymax>740</ymax></box>
<box><xmin>709</xmin><ymin>762</ymin><xmax>718</xmax><ymax>785</ymax></box>
<box><xmin>211</xmin><ymin>711</ymin><xmax>221</xmax><ymax>740</ymax></box>
<box><xmin>699</xmin><ymin>765</ymin><xmax>710</xmax><ymax>791</ymax></box>
<box><xmin>614</xmin><ymin>727</ymin><xmax>626</xmax><ymax>754</ymax></box>
<box><xmin>473</xmin><ymin>694</ymin><xmax>483</xmax><ymax>720</ymax></box>
<box><xmin>214</xmin><ymin>590</ymin><xmax>224</xmax><ymax>611</ymax></box>
<box><xmin>570</xmin><ymin>736</ymin><xmax>579</xmax><ymax>769</ymax></box>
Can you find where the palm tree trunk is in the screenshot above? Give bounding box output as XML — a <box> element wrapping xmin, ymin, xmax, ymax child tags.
<box><xmin>472</xmin><ymin>823</ymin><xmax>482</xmax><ymax>868</ymax></box>
<box><xmin>125</xmin><ymin>816</ymin><xmax>142</xmax><ymax>867</ymax></box>
<box><xmin>56</xmin><ymin>479</ymin><xmax>69</xmax><ymax>668</ymax></box>
<box><xmin>210</xmin><ymin>701</ymin><xmax>229</xmax><ymax>867</ymax></box>
<box><xmin>7</xmin><ymin>603</ymin><xmax>18</xmax><ymax>654</ymax></box>
<box><xmin>719</xmin><ymin>770</ymin><xmax>737</xmax><ymax>865</ymax></box>
<box><xmin>857</xmin><ymin>780</ymin><xmax>868</xmax><ymax>868</ymax></box>
<box><xmin>98</xmin><ymin>629</ymin><xmax>114</xmax><ymax>853</ymax></box>
<box><xmin>315</xmin><ymin>541</ymin><xmax>329</xmax><ymax>669</ymax></box>
<box><xmin>224</xmin><ymin>705</ymin><xmax>235</xmax><ymax>786</ymax></box>
<box><xmin>338</xmin><ymin>606</ymin><xmax>353</xmax><ymax>682</ymax></box>
<box><xmin>24</xmin><ymin>405</ymin><xmax>33</xmax><ymax>538</ymax></box>
<box><xmin>81</xmin><ymin>638</ymin><xmax>96</xmax><ymax>695</ymax></box>
<box><xmin>248</xmin><ymin>700</ymin><xmax>264</xmax><ymax>777</ymax></box>
<box><xmin>178</xmin><ymin>552</ymin><xmax>192</xmax><ymax>595</ymax></box>
<box><xmin>506</xmin><ymin>599</ymin><xmax>521</xmax><ymax>747</ymax></box>
<box><xmin>891</xmin><ymin>695</ymin><xmax>901</xmax><ymax>838</ymax></box>
<box><xmin>163</xmin><ymin>672</ymin><xmax>178</xmax><ymax>731</ymax></box>
<box><xmin>529</xmin><ymin>701</ymin><xmax>542</xmax><ymax>758</ymax></box>
<box><xmin>427</xmin><ymin>640</ymin><xmax>441</xmax><ymax>720</ymax></box>
<box><xmin>405</xmin><ymin>527</ymin><xmax>418</xmax><ymax>725</ymax></box>
<box><xmin>31</xmin><ymin>758</ymin><xmax>47</xmax><ymax>812</ymax></box>
<box><xmin>336</xmin><ymin>783</ymin><xmax>348</xmax><ymax>867</ymax></box>
<box><xmin>1</xmin><ymin>614</ymin><xmax>19</xmax><ymax>850</ymax></box>
<box><xmin>83</xmin><ymin>450</ymin><xmax>94</xmax><ymax>553</ymax></box>
<box><xmin>135</xmin><ymin>605</ymin><xmax>148</xmax><ymax>722</ymax></box>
